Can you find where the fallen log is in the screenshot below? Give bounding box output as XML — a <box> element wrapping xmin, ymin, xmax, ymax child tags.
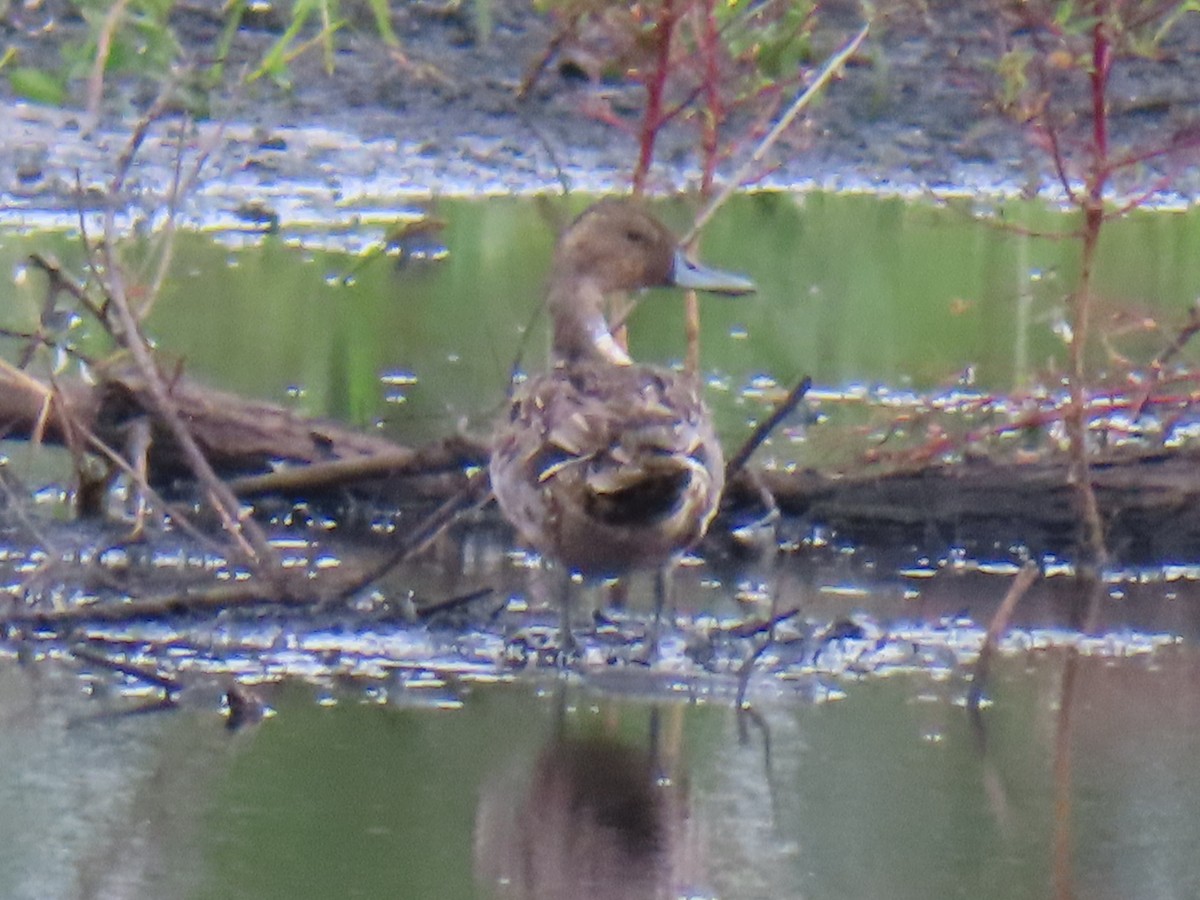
<box><xmin>0</xmin><ymin>364</ymin><xmax>488</xmax><ymax>488</ymax></box>
<box><xmin>749</xmin><ymin>449</ymin><xmax>1200</xmax><ymax>560</ymax></box>
<box><xmin>5</xmin><ymin>365</ymin><xmax>1200</xmax><ymax>562</ymax></box>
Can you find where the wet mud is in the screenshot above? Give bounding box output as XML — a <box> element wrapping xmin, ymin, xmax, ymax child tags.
<box><xmin>2</xmin><ymin>0</ymin><xmax>1200</xmax><ymax>232</ymax></box>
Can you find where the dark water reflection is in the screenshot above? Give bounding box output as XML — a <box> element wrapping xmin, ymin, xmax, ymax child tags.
<box><xmin>476</xmin><ymin>708</ymin><xmax>697</xmax><ymax>900</ymax></box>
<box><xmin>2</xmin><ymin>656</ymin><xmax>1200</xmax><ymax>899</ymax></box>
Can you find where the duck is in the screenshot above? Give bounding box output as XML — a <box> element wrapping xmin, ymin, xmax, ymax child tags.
<box><xmin>489</xmin><ymin>199</ymin><xmax>754</xmax><ymax>653</ymax></box>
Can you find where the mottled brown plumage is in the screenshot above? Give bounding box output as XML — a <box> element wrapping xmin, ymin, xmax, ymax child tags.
<box><xmin>489</xmin><ymin>200</ymin><xmax>753</xmax><ymax>642</ymax></box>
<box><xmin>493</xmin><ymin>360</ymin><xmax>723</xmax><ymax>576</ymax></box>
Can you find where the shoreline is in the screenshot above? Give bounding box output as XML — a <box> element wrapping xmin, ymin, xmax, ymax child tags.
<box><xmin>4</xmin><ymin>100</ymin><xmax>1197</xmax><ymax>242</ymax></box>
<box><xmin>3</xmin><ymin>1</ymin><xmax>1200</xmax><ymax>233</ymax></box>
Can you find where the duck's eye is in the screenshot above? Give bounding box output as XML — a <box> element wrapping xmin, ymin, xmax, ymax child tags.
<box><xmin>624</xmin><ymin>228</ymin><xmax>648</xmax><ymax>245</ymax></box>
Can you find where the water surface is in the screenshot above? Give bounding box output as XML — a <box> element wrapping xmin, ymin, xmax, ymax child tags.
<box><xmin>3</xmin><ymin>192</ymin><xmax>1200</xmax><ymax>898</ymax></box>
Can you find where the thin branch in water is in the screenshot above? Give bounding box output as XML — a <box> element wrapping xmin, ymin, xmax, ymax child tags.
<box><xmin>1150</xmin><ymin>301</ymin><xmax>1200</xmax><ymax>375</ymax></box>
<box><xmin>0</xmin><ymin>459</ymin><xmax>58</xmax><ymax>560</ymax></box>
<box><xmin>109</xmin><ymin>84</ymin><xmax>179</xmax><ymax>201</ymax></box>
<box><xmin>25</xmin><ymin>253</ymin><xmax>107</xmax><ymax>327</ymax></box>
<box><xmin>733</xmin><ymin>607</ymin><xmax>803</xmax><ymax>710</ymax></box>
<box><xmin>735</xmin><ymin>702</ymin><xmax>788</xmax><ymax>826</ymax></box>
<box><xmin>145</xmin><ymin>112</ymin><xmax>229</xmax><ymax>313</ymax></box>
<box><xmin>967</xmin><ymin>561</ymin><xmax>1039</xmax><ymax>725</ymax></box>
<box><xmin>417</xmin><ymin>586</ymin><xmax>496</xmax><ymax>622</ymax></box>
<box><xmin>228</xmin><ymin>448</ymin><xmax>436</xmax><ymax>497</ymax></box>
<box><xmin>735</xmin><ymin>634</ymin><xmax>774</xmax><ymax>711</ymax></box>
<box><xmin>1052</xmin><ymin>568</ymin><xmax>1107</xmax><ymax>900</ymax></box>
<box><xmin>225</xmin><ymin>681</ymin><xmax>267</xmax><ymax>731</ymax></box>
<box><xmin>331</xmin><ymin>469</ymin><xmax>494</xmax><ymax>602</ymax></box>
<box><xmin>100</xmin><ymin>244</ymin><xmax>277</xmax><ymax>571</ymax></box>
<box><xmin>725</xmin><ymin>375</ymin><xmax>811</xmax><ymax>480</ymax></box>
<box><xmin>514</xmin><ymin>104</ymin><xmax>572</xmax><ymax>196</ymax></box>
<box><xmin>1052</xmin><ymin>644</ymin><xmax>1081</xmax><ymax>900</ymax></box>
<box><xmin>70</xmin><ymin>415</ymin><xmax>228</xmax><ymax>557</ymax></box>
<box><xmin>72</xmin><ymin>642</ymin><xmax>180</xmax><ymax>694</ymax></box>
<box><xmin>1130</xmin><ymin>301</ymin><xmax>1200</xmax><ymax>419</ymax></box>
<box><xmin>0</xmin><ymin>579</ymin><xmax>308</xmax><ymax>630</ymax></box>
<box><xmin>73</xmin><ymin>171</ymin><xmax>110</xmax><ymax>316</ymax></box>
<box><xmin>89</xmin><ymin>90</ymin><xmax>282</xmax><ymax>576</ymax></box>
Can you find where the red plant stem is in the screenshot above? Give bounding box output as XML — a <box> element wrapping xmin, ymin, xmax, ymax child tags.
<box><xmin>632</xmin><ymin>0</ymin><xmax>678</xmax><ymax>195</ymax></box>
<box><xmin>1055</xmin><ymin>21</ymin><xmax>1116</xmax><ymax>896</ymax></box>
<box><xmin>1062</xmin><ymin>8</ymin><xmax>1112</xmax><ymax>572</ymax></box>
<box><xmin>1043</xmin><ymin>109</ymin><xmax>1079</xmax><ymax>205</ymax></box>
<box><xmin>858</xmin><ymin>370</ymin><xmax>1200</xmax><ymax>470</ymax></box>
<box><xmin>1089</xmin><ymin>17</ymin><xmax>1111</xmax><ymax>194</ymax></box>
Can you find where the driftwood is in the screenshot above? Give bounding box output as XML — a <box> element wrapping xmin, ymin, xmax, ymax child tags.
<box><xmin>751</xmin><ymin>448</ymin><xmax>1200</xmax><ymax>560</ymax></box>
<box><xmin>0</xmin><ymin>364</ymin><xmax>488</xmax><ymax>491</ymax></box>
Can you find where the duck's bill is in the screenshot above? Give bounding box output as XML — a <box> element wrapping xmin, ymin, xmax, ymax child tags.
<box><xmin>671</xmin><ymin>250</ymin><xmax>756</xmax><ymax>295</ymax></box>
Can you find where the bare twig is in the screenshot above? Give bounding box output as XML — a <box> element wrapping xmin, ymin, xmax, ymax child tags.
<box><xmin>1052</xmin><ymin>567</ymin><xmax>1107</xmax><ymax>900</ymax></box>
<box><xmin>725</xmin><ymin>375</ymin><xmax>812</xmax><ymax>479</ymax></box>
<box><xmin>967</xmin><ymin>561</ymin><xmax>1040</xmax><ymax>722</ymax></box>
<box><xmin>83</xmin><ymin>0</ymin><xmax>132</xmax><ymax>134</ymax></box>
<box><xmin>1052</xmin><ymin>644</ymin><xmax>1081</xmax><ymax>900</ymax></box>
<box><xmin>0</xmin><ymin>581</ymin><xmax>297</xmax><ymax>628</ymax></box>
<box><xmin>1150</xmin><ymin>301</ymin><xmax>1200</xmax><ymax>375</ymax></box>
<box><xmin>72</xmin><ymin>643</ymin><xmax>180</xmax><ymax>693</ymax></box>
<box><xmin>515</xmin><ymin>28</ymin><xmax>569</xmax><ymax>101</ymax></box>
<box><xmin>683</xmin><ymin>21</ymin><xmax>870</xmax><ymax>244</ymax></box>
<box><xmin>226</xmin><ymin>444</ymin><xmax>480</xmax><ymax>497</ymax></box>
<box><xmin>78</xmin><ymin>419</ymin><xmax>227</xmax><ymax>555</ymax></box>
<box><xmin>733</xmin><ymin>607</ymin><xmax>803</xmax><ymax>709</ymax></box>
<box><xmin>101</xmin><ymin>247</ymin><xmax>277</xmax><ymax>571</ymax></box>
<box><xmin>0</xmin><ymin>361</ymin><xmax>230</xmax><ymax>553</ymax></box>
<box><xmin>96</xmin><ymin>97</ymin><xmax>282</xmax><ymax>575</ymax></box>
<box><xmin>1130</xmin><ymin>302</ymin><xmax>1200</xmax><ymax>419</ymax></box>
<box><xmin>417</xmin><ymin>586</ymin><xmax>496</xmax><ymax>621</ymax></box>
<box><xmin>331</xmin><ymin>468</ymin><xmax>494</xmax><ymax>601</ymax></box>
<box><xmin>26</xmin><ymin>253</ymin><xmax>107</xmax><ymax>325</ymax></box>
<box><xmin>144</xmin><ymin>116</ymin><xmax>228</xmax><ymax>313</ymax></box>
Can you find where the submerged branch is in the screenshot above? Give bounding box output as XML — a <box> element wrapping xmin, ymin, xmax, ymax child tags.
<box><xmin>725</xmin><ymin>375</ymin><xmax>811</xmax><ymax>479</ymax></box>
<box><xmin>968</xmin><ymin>561</ymin><xmax>1040</xmax><ymax>721</ymax></box>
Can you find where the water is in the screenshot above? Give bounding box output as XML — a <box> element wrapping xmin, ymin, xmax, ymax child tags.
<box><xmin>8</xmin><ymin>193</ymin><xmax>1200</xmax><ymax>455</ymax></box>
<box><xmin>3</xmin><ymin>191</ymin><xmax>1200</xmax><ymax>897</ymax></box>
<box><xmin>1</xmin><ymin>652</ymin><xmax>1198</xmax><ymax>899</ymax></box>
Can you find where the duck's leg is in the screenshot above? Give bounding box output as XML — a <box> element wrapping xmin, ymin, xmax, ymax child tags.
<box><xmin>651</xmin><ymin>563</ymin><xmax>675</xmax><ymax>658</ymax></box>
<box><xmin>556</xmin><ymin>565</ymin><xmax>578</xmax><ymax>663</ymax></box>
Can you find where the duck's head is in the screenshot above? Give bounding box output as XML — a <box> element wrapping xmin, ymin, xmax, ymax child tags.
<box><xmin>548</xmin><ymin>200</ymin><xmax>755</xmax><ymax>365</ymax></box>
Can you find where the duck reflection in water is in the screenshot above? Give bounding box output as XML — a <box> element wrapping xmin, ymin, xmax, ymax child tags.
<box><xmin>489</xmin><ymin>199</ymin><xmax>755</xmax><ymax>654</ymax></box>
<box><xmin>475</xmin><ymin>710</ymin><xmax>701</xmax><ymax>899</ymax></box>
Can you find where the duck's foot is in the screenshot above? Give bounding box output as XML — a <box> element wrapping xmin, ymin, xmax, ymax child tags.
<box><xmin>553</xmin><ymin>625</ymin><xmax>581</xmax><ymax>669</ymax></box>
<box><xmin>626</xmin><ymin>620</ymin><xmax>661</xmax><ymax>668</ymax></box>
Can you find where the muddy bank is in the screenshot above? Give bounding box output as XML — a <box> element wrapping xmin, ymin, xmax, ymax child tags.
<box><xmin>2</xmin><ymin>1</ymin><xmax>1200</xmax><ymax>231</ymax></box>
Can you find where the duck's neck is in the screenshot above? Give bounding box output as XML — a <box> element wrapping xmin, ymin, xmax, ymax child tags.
<box><xmin>547</xmin><ymin>275</ymin><xmax>632</xmax><ymax>367</ymax></box>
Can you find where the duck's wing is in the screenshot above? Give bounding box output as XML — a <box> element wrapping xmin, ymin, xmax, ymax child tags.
<box><xmin>491</xmin><ymin>363</ymin><xmax>725</xmax><ymax>572</ymax></box>
<box><xmin>551</xmin><ymin>366</ymin><xmax>724</xmax><ymax>525</ymax></box>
